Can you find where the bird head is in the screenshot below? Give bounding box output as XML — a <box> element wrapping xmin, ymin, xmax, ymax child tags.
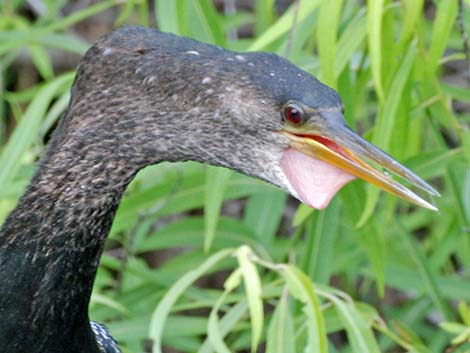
<box><xmin>76</xmin><ymin>27</ymin><xmax>438</xmax><ymax>211</ymax></box>
<box><xmin>200</xmin><ymin>50</ymin><xmax>439</xmax><ymax>210</ymax></box>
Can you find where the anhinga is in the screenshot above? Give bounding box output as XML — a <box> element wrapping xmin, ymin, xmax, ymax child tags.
<box><xmin>0</xmin><ymin>26</ymin><xmax>438</xmax><ymax>353</ymax></box>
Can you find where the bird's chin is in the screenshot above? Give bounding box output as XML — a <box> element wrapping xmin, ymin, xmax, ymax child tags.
<box><xmin>280</xmin><ymin>148</ymin><xmax>356</xmax><ymax>209</ymax></box>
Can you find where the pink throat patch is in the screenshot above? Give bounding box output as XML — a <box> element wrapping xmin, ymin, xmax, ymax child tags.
<box><xmin>280</xmin><ymin>148</ymin><xmax>356</xmax><ymax>209</ymax></box>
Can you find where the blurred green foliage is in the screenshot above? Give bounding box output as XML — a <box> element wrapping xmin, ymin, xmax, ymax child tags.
<box><xmin>1</xmin><ymin>0</ymin><xmax>470</xmax><ymax>352</ymax></box>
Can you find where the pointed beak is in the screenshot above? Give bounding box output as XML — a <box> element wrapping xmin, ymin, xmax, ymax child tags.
<box><xmin>281</xmin><ymin>111</ymin><xmax>439</xmax><ymax>211</ymax></box>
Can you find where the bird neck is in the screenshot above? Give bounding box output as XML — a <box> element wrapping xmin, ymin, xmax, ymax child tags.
<box><xmin>0</xmin><ymin>139</ymin><xmax>139</xmax><ymax>351</ymax></box>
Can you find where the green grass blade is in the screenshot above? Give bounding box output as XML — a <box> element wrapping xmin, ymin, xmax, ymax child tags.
<box><xmin>113</xmin><ymin>173</ymin><xmax>272</xmax><ymax>233</ymax></box>
<box><xmin>326</xmin><ymin>296</ymin><xmax>381</xmax><ymax>353</ymax></box>
<box><xmin>43</xmin><ymin>0</ymin><xmax>122</xmax><ymax>33</ymax></box>
<box><xmin>358</xmin><ymin>42</ymin><xmax>416</xmax><ymax>226</ymax></box>
<box><xmin>185</xmin><ymin>0</ymin><xmax>225</xmax><ymax>45</ymax></box>
<box><xmin>29</xmin><ymin>45</ymin><xmax>54</xmax><ymax>80</ymax></box>
<box><xmin>364</xmin><ymin>265</ymin><xmax>470</xmax><ymax>301</ymax></box>
<box><xmin>316</xmin><ymin>0</ymin><xmax>344</xmax><ymax>88</ymax></box>
<box><xmin>335</xmin><ymin>9</ymin><xmax>367</xmax><ymax>77</ymax></box>
<box><xmin>207</xmin><ymin>294</ymin><xmax>233</xmax><ymax>353</ymax></box>
<box><xmin>249</xmin><ymin>0</ymin><xmax>320</xmax><ymax>51</ymax></box>
<box><xmin>302</xmin><ymin>199</ymin><xmax>340</xmax><ymax>285</ymax></box>
<box><xmin>205</xmin><ymin>269</ymin><xmax>243</xmax><ymax>353</ymax></box>
<box><xmin>395</xmin><ymin>220</ymin><xmax>452</xmax><ymax>320</ymax></box>
<box><xmin>37</xmin><ymin>33</ymin><xmax>90</xmax><ymax>54</ymax></box>
<box><xmin>155</xmin><ymin>0</ymin><xmax>182</xmax><ymax>34</ymax></box>
<box><xmin>0</xmin><ymin>72</ymin><xmax>74</xmax><ymax>188</ymax></box>
<box><xmin>463</xmin><ymin>159</ymin><xmax>470</xmax><ymax>225</ymax></box>
<box><xmin>266</xmin><ymin>289</ymin><xmax>295</xmax><ymax>353</ymax></box>
<box><xmin>204</xmin><ymin>167</ymin><xmax>232</xmax><ymax>252</ymax></box>
<box><xmin>292</xmin><ymin>203</ymin><xmax>315</xmax><ymax>227</ymax></box>
<box><xmin>428</xmin><ymin>0</ymin><xmax>458</xmax><ymax>70</ymax></box>
<box><xmin>398</xmin><ymin>0</ymin><xmax>424</xmax><ymax>48</ymax></box>
<box><xmin>199</xmin><ymin>301</ymin><xmax>247</xmax><ymax>353</ymax></box>
<box><xmin>279</xmin><ymin>265</ymin><xmax>328</xmax><ymax>353</ymax></box>
<box><xmin>367</xmin><ymin>0</ymin><xmax>385</xmax><ymax>102</ymax></box>
<box><xmin>137</xmin><ymin>217</ymin><xmax>259</xmax><ymax>253</ymax></box>
<box><xmin>442</xmin><ymin>83</ymin><xmax>470</xmax><ymax>103</ymax></box>
<box><xmin>243</xmin><ymin>189</ymin><xmax>286</xmax><ymax>245</ymax></box>
<box><xmin>409</xmin><ymin>148</ymin><xmax>461</xmax><ymax>179</ymax></box>
<box><xmin>40</xmin><ymin>91</ymin><xmax>70</xmax><ymax>138</ymax></box>
<box><xmin>254</xmin><ymin>0</ymin><xmax>276</xmax><ymax>35</ymax></box>
<box><xmin>446</xmin><ymin>168</ymin><xmax>470</xmax><ymax>228</ymax></box>
<box><xmin>149</xmin><ymin>248</ymin><xmax>234</xmax><ymax>353</ymax></box>
<box><xmin>236</xmin><ymin>246</ymin><xmax>264</xmax><ymax>353</ymax></box>
<box><xmin>357</xmin><ymin>223</ymin><xmax>385</xmax><ymax>297</ymax></box>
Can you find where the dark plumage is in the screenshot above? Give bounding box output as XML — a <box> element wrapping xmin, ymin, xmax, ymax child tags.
<box><xmin>0</xmin><ymin>26</ymin><xmax>436</xmax><ymax>353</ymax></box>
<box><xmin>90</xmin><ymin>322</ymin><xmax>121</xmax><ymax>353</ymax></box>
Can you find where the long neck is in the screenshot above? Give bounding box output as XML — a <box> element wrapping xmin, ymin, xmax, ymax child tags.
<box><xmin>0</xmin><ymin>136</ymin><xmax>139</xmax><ymax>352</ymax></box>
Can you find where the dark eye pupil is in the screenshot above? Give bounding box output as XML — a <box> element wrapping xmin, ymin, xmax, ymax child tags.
<box><xmin>285</xmin><ymin>106</ymin><xmax>302</xmax><ymax>124</ymax></box>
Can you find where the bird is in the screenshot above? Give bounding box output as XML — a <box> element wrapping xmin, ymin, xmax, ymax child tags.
<box><xmin>0</xmin><ymin>26</ymin><xmax>438</xmax><ymax>353</ymax></box>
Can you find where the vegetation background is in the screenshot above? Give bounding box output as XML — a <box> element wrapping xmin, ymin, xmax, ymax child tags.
<box><xmin>1</xmin><ymin>0</ymin><xmax>470</xmax><ymax>352</ymax></box>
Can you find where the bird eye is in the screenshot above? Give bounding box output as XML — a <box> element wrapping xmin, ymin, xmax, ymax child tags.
<box><xmin>283</xmin><ymin>103</ymin><xmax>305</xmax><ymax>125</ymax></box>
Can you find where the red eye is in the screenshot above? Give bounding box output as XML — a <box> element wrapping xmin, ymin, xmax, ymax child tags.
<box><xmin>283</xmin><ymin>103</ymin><xmax>305</xmax><ymax>125</ymax></box>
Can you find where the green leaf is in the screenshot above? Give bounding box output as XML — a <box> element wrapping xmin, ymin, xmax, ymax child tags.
<box><xmin>90</xmin><ymin>293</ymin><xmax>130</xmax><ymax>316</ymax></box>
<box><xmin>398</xmin><ymin>0</ymin><xmax>424</xmax><ymax>48</ymax></box>
<box><xmin>243</xmin><ymin>189</ymin><xmax>286</xmax><ymax>245</ymax></box>
<box><xmin>325</xmin><ymin>294</ymin><xmax>381</xmax><ymax>353</ymax></box>
<box><xmin>439</xmin><ymin>322</ymin><xmax>467</xmax><ymax>334</ymax></box>
<box><xmin>302</xmin><ymin>199</ymin><xmax>340</xmax><ymax>285</ymax></box>
<box><xmin>316</xmin><ymin>0</ymin><xmax>344</xmax><ymax>88</ymax></box>
<box><xmin>155</xmin><ymin>0</ymin><xmax>182</xmax><ymax>34</ymax></box>
<box><xmin>428</xmin><ymin>0</ymin><xmax>458</xmax><ymax>69</ymax></box>
<box><xmin>447</xmin><ymin>167</ymin><xmax>470</xmax><ymax>228</ymax></box>
<box><xmin>149</xmin><ymin>249</ymin><xmax>234</xmax><ymax>353</ymax></box>
<box><xmin>458</xmin><ymin>301</ymin><xmax>470</xmax><ymax>325</ymax></box>
<box><xmin>279</xmin><ymin>265</ymin><xmax>328</xmax><ymax>353</ymax></box>
<box><xmin>29</xmin><ymin>44</ymin><xmax>54</xmax><ymax>80</ymax></box>
<box><xmin>207</xmin><ymin>294</ymin><xmax>234</xmax><ymax>353</ymax></box>
<box><xmin>37</xmin><ymin>34</ymin><xmax>90</xmax><ymax>54</ymax></box>
<box><xmin>40</xmin><ymin>91</ymin><xmax>70</xmax><ymax>139</ymax></box>
<box><xmin>441</xmin><ymin>83</ymin><xmax>470</xmax><ymax>102</ymax></box>
<box><xmin>224</xmin><ymin>268</ymin><xmax>243</xmax><ymax>292</ymax></box>
<box><xmin>408</xmin><ymin>148</ymin><xmax>461</xmax><ymax>179</ymax></box>
<box><xmin>357</xmin><ymin>223</ymin><xmax>385</xmax><ymax>297</ymax></box>
<box><xmin>236</xmin><ymin>246</ymin><xmax>264</xmax><ymax>353</ymax></box>
<box><xmin>364</xmin><ymin>264</ymin><xmax>470</xmax><ymax>301</ymax></box>
<box><xmin>376</xmin><ymin>39</ymin><xmax>415</xmax><ymax>145</ymax></box>
<box><xmin>254</xmin><ymin>0</ymin><xmax>276</xmax><ymax>35</ymax></box>
<box><xmin>335</xmin><ymin>9</ymin><xmax>367</xmax><ymax>77</ymax></box>
<box><xmin>367</xmin><ymin>0</ymin><xmax>385</xmax><ymax>101</ymax></box>
<box><xmin>266</xmin><ymin>289</ymin><xmax>295</xmax><ymax>353</ymax></box>
<box><xmin>184</xmin><ymin>0</ymin><xmax>225</xmax><ymax>45</ymax></box>
<box><xmin>204</xmin><ymin>167</ymin><xmax>232</xmax><ymax>252</ymax></box>
<box><xmin>292</xmin><ymin>203</ymin><xmax>315</xmax><ymax>227</ymax></box>
<box><xmin>43</xmin><ymin>0</ymin><xmax>122</xmax><ymax>32</ymax></box>
<box><xmin>113</xmin><ymin>171</ymin><xmax>271</xmax><ymax>234</ymax></box>
<box><xmin>198</xmin><ymin>301</ymin><xmax>247</xmax><ymax>353</ymax></box>
<box><xmin>136</xmin><ymin>217</ymin><xmax>259</xmax><ymax>253</ymax></box>
<box><xmin>249</xmin><ymin>0</ymin><xmax>320</xmax><ymax>51</ymax></box>
<box><xmin>0</xmin><ymin>72</ymin><xmax>74</xmax><ymax>188</ymax></box>
<box><xmin>358</xmin><ymin>42</ymin><xmax>416</xmax><ymax>226</ymax></box>
<box><xmin>395</xmin><ymin>220</ymin><xmax>452</xmax><ymax>319</ymax></box>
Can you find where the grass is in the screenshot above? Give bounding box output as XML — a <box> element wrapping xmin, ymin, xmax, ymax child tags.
<box><xmin>1</xmin><ymin>0</ymin><xmax>469</xmax><ymax>352</ymax></box>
